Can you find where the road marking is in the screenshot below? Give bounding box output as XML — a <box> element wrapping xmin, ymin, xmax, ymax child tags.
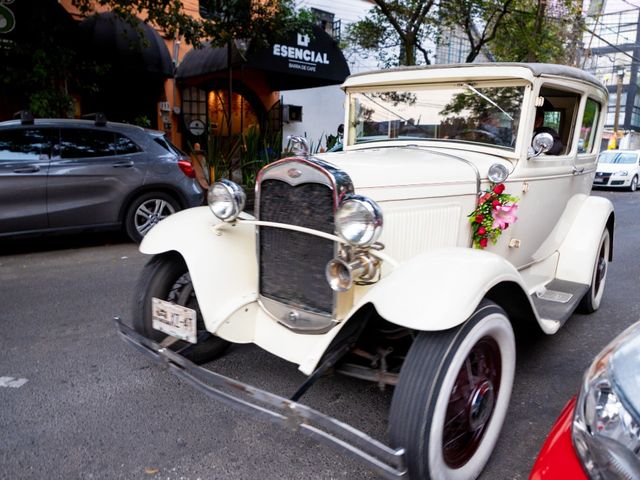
<box><xmin>0</xmin><ymin>377</ymin><xmax>28</xmax><ymax>388</ymax></box>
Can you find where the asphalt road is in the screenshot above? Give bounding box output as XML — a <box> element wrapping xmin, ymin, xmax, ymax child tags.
<box><xmin>1</xmin><ymin>189</ymin><xmax>638</xmax><ymax>480</ymax></box>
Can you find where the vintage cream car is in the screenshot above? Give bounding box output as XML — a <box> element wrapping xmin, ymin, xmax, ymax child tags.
<box><xmin>115</xmin><ymin>63</ymin><xmax>614</xmax><ymax>480</ymax></box>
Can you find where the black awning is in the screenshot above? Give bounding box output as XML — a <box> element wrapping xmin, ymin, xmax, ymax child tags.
<box><xmin>176</xmin><ymin>25</ymin><xmax>350</xmax><ymax>90</ymax></box>
<box><xmin>176</xmin><ymin>43</ymin><xmax>230</xmax><ymax>80</ymax></box>
<box><xmin>79</xmin><ymin>12</ymin><xmax>173</xmax><ymax>77</ymax></box>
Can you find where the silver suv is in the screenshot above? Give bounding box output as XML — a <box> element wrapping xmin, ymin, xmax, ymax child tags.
<box><xmin>0</xmin><ymin>116</ymin><xmax>203</xmax><ymax>242</ymax></box>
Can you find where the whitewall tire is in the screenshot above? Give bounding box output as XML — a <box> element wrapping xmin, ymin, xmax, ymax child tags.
<box><xmin>578</xmin><ymin>228</ymin><xmax>610</xmax><ymax>313</ymax></box>
<box><xmin>389</xmin><ymin>300</ymin><xmax>516</xmax><ymax>480</ymax></box>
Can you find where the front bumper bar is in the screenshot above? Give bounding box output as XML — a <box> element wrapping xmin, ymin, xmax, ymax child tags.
<box><xmin>113</xmin><ymin>317</ymin><xmax>407</xmax><ymax>479</ymax></box>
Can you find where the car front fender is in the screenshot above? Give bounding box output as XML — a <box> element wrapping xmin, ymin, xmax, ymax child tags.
<box><xmin>297</xmin><ymin>247</ymin><xmax>535</xmax><ymax>374</ymax></box>
<box><xmin>351</xmin><ymin>247</ymin><xmax>531</xmax><ymax>331</ymax></box>
<box><xmin>140</xmin><ymin>207</ymin><xmax>259</xmax><ymax>333</ymax></box>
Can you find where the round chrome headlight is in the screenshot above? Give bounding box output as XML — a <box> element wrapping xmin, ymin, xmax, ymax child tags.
<box><xmin>335</xmin><ymin>195</ymin><xmax>383</xmax><ymax>247</ymax></box>
<box><xmin>488</xmin><ymin>163</ymin><xmax>510</xmax><ymax>183</ymax></box>
<box><xmin>207</xmin><ymin>179</ymin><xmax>246</xmax><ymax>222</ymax></box>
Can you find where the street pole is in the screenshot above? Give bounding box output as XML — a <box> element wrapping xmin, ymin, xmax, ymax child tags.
<box><xmin>613</xmin><ymin>68</ymin><xmax>625</xmax><ymax>147</ymax></box>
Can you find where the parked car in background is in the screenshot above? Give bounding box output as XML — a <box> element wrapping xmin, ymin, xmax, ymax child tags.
<box><xmin>0</xmin><ymin>115</ymin><xmax>203</xmax><ymax>242</ymax></box>
<box><xmin>530</xmin><ymin>320</ymin><xmax>640</xmax><ymax>480</ymax></box>
<box><xmin>116</xmin><ymin>63</ymin><xmax>613</xmax><ymax>479</ymax></box>
<box><xmin>593</xmin><ymin>150</ymin><xmax>640</xmax><ymax>191</ymax></box>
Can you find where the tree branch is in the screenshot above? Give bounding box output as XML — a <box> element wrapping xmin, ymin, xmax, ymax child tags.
<box><xmin>465</xmin><ymin>0</ymin><xmax>514</xmax><ymax>63</ymax></box>
<box><xmin>373</xmin><ymin>0</ymin><xmax>409</xmax><ymax>42</ymax></box>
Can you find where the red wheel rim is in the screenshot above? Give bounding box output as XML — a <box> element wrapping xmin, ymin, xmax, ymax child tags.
<box><xmin>442</xmin><ymin>336</ymin><xmax>502</xmax><ymax>468</ymax></box>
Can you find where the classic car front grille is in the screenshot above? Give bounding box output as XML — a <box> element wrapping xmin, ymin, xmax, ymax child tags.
<box><xmin>258</xmin><ymin>179</ymin><xmax>335</xmax><ymax>315</ymax></box>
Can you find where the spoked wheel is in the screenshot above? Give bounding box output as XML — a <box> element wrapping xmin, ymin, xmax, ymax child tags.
<box><xmin>133</xmin><ymin>252</ymin><xmax>230</xmax><ymax>364</ymax></box>
<box><xmin>443</xmin><ymin>337</ymin><xmax>501</xmax><ymax>469</ymax></box>
<box><xmin>125</xmin><ymin>192</ymin><xmax>179</xmax><ymax>243</ymax></box>
<box><xmin>578</xmin><ymin>228</ymin><xmax>610</xmax><ymax>314</ymax></box>
<box><xmin>389</xmin><ymin>301</ymin><xmax>515</xmax><ymax>480</ymax></box>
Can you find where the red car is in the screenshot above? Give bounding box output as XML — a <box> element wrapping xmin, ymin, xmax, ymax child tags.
<box><xmin>530</xmin><ymin>322</ymin><xmax>640</xmax><ymax>479</ymax></box>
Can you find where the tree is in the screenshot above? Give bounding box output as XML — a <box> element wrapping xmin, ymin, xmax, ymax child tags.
<box><xmin>0</xmin><ymin>2</ymin><xmax>106</xmax><ymax>118</ymax></box>
<box><xmin>346</xmin><ymin>0</ymin><xmax>437</xmax><ymax>67</ymax></box>
<box><xmin>71</xmin><ymin>0</ymin><xmax>313</xmax><ymax>49</ymax></box>
<box><xmin>0</xmin><ymin>1</ymin><xmax>312</xmax><ymax>118</ymax></box>
<box><xmin>488</xmin><ymin>0</ymin><xmax>584</xmax><ymax>64</ymax></box>
<box><xmin>440</xmin><ymin>0</ymin><xmax>514</xmax><ymax>63</ymax></box>
<box><xmin>346</xmin><ymin>0</ymin><xmax>517</xmax><ymax>67</ymax></box>
<box><xmin>346</xmin><ymin>0</ymin><xmax>583</xmax><ymax>67</ymax></box>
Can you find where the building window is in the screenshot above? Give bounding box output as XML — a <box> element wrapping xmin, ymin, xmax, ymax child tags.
<box><xmin>182</xmin><ymin>87</ymin><xmax>208</xmax><ymax>132</ymax></box>
<box><xmin>311</xmin><ymin>8</ymin><xmax>340</xmax><ymax>41</ymax></box>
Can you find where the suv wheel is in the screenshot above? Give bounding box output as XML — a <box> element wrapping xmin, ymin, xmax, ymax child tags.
<box><xmin>125</xmin><ymin>192</ymin><xmax>179</xmax><ymax>243</ymax></box>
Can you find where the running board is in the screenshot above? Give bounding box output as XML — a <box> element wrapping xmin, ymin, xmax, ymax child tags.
<box><xmin>530</xmin><ymin>279</ymin><xmax>589</xmax><ymax>331</ymax></box>
<box><xmin>113</xmin><ymin>317</ymin><xmax>407</xmax><ymax>480</ymax></box>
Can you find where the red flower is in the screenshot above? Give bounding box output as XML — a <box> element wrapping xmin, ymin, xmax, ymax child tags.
<box><xmin>475</xmin><ymin>215</ymin><xmax>484</xmax><ymax>223</ymax></box>
<box><xmin>480</xmin><ymin>193</ymin><xmax>491</xmax><ymax>203</ymax></box>
<box><xmin>493</xmin><ymin>184</ymin><xmax>506</xmax><ymax>194</ymax></box>
<box><xmin>479</xmin><ymin>237</ymin><xmax>488</xmax><ymax>248</ymax></box>
<box><xmin>492</xmin><ymin>200</ymin><xmax>501</xmax><ymax>208</ymax></box>
<box><xmin>478</xmin><ymin>226</ymin><xmax>486</xmax><ymax>235</ymax></box>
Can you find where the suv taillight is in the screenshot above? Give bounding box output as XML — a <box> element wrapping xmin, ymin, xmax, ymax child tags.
<box><xmin>178</xmin><ymin>160</ymin><xmax>195</xmax><ymax>178</ymax></box>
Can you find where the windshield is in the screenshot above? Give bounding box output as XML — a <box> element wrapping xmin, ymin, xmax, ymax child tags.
<box><xmin>347</xmin><ymin>82</ymin><xmax>526</xmax><ymax>150</ymax></box>
<box><xmin>598</xmin><ymin>151</ymin><xmax>638</xmax><ymax>164</ymax></box>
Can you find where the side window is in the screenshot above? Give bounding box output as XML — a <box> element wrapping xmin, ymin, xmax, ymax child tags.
<box><xmin>536</xmin><ymin>86</ymin><xmax>580</xmax><ymax>155</ymax></box>
<box><xmin>154</xmin><ymin>136</ymin><xmax>185</xmax><ymax>157</ymax></box>
<box><xmin>0</xmin><ymin>128</ymin><xmax>52</xmax><ymax>161</ymax></box>
<box><xmin>114</xmin><ymin>133</ymin><xmax>141</xmax><ymax>154</ymax></box>
<box><xmin>60</xmin><ymin>129</ymin><xmax>116</xmax><ymax>159</ymax></box>
<box><xmin>578</xmin><ymin>98</ymin><xmax>600</xmax><ymax>154</ymax></box>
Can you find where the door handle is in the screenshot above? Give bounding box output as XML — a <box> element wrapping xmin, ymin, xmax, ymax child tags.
<box><xmin>13</xmin><ymin>165</ymin><xmax>40</xmax><ymax>173</ymax></box>
<box><xmin>112</xmin><ymin>161</ymin><xmax>134</xmax><ymax>168</ymax></box>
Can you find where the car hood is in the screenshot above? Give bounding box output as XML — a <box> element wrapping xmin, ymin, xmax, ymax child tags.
<box><xmin>315</xmin><ymin>146</ymin><xmax>510</xmax><ymax>201</ymax></box>
<box><xmin>596</xmin><ymin>162</ymin><xmax>638</xmax><ymax>173</ymax></box>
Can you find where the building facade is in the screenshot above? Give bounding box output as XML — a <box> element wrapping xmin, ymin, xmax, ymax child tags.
<box><xmin>280</xmin><ymin>0</ymin><xmax>375</xmax><ymax>150</ymax></box>
<box><xmin>0</xmin><ymin>0</ymin><xmax>352</xmax><ymax>170</ymax></box>
<box><xmin>583</xmin><ymin>1</ymin><xmax>640</xmax><ymax>133</ymax></box>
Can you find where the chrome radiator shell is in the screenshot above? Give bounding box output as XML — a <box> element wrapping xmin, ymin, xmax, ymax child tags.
<box><xmin>255</xmin><ymin>157</ymin><xmax>353</xmax><ymax>332</ymax></box>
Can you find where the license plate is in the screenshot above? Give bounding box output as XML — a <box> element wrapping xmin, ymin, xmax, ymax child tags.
<box><xmin>151</xmin><ymin>298</ymin><xmax>197</xmax><ymax>343</ymax></box>
<box><xmin>593</xmin><ymin>177</ymin><xmax>604</xmax><ymax>184</ymax></box>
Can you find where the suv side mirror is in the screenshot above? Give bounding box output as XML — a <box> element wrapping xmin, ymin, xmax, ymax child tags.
<box><xmin>529</xmin><ymin>132</ymin><xmax>554</xmax><ymax>158</ymax></box>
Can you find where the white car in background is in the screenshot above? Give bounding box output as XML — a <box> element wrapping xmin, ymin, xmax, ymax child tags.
<box><xmin>594</xmin><ymin>150</ymin><xmax>640</xmax><ymax>191</ymax></box>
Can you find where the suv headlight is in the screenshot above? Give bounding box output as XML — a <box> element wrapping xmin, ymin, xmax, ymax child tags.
<box><xmin>572</xmin><ymin>322</ymin><xmax>640</xmax><ymax>479</ymax></box>
<box><xmin>208</xmin><ymin>180</ymin><xmax>246</xmax><ymax>222</ymax></box>
<box><xmin>335</xmin><ymin>195</ymin><xmax>383</xmax><ymax>247</ymax></box>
